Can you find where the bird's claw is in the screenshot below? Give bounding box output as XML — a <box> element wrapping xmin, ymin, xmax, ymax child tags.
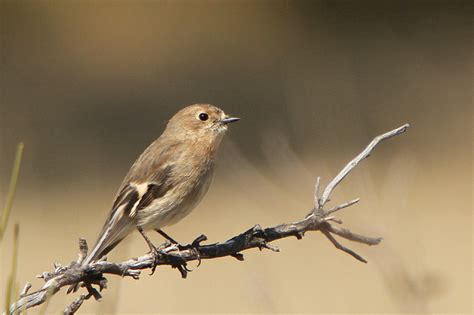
<box><xmin>148</xmin><ymin>246</ymin><xmax>164</xmax><ymax>276</ymax></box>
<box><xmin>150</xmin><ymin>233</ymin><xmax>207</xmax><ymax>276</ymax></box>
<box><xmin>148</xmin><ymin>246</ymin><xmax>191</xmax><ymax>278</ymax></box>
<box><xmin>176</xmin><ymin>234</ymin><xmax>206</xmax><ymax>267</ymax></box>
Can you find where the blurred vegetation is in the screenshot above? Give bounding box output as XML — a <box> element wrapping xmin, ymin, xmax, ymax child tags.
<box><xmin>0</xmin><ymin>142</ymin><xmax>23</xmax><ymax>240</ymax></box>
<box><xmin>4</xmin><ymin>224</ymin><xmax>20</xmax><ymax>315</ymax></box>
<box><xmin>1</xmin><ymin>143</ymin><xmax>24</xmax><ymax>314</ymax></box>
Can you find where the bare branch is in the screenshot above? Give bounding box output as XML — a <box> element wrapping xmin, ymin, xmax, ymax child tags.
<box><xmin>319</xmin><ymin>123</ymin><xmax>409</xmax><ymax>206</ymax></box>
<box><xmin>326</xmin><ymin>223</ymin><xmax>382</xmax><ymax>245</ymax></box>
<box><xmin>328</xmin><ymin>217</ymin><xmax>343</xmax><ymax>224</ymax></box>
<box><xmin>325</xmin><ymin>198</ymin><xmax>360</xmax><ymax>215</ymax></box>
<box><xmin>64</xmin><ymin>294</ymin><xmax>88</xmax><ymax>315</ymax></box>
<box><xmin>19</xmin><ymin>283</ymin><xmax>31</xmax><ymax>298</ymax></box>
<box><xmin>314</xmin><ymin>176</ymin><xmax>321</xmax><ymax>209</ymax></box>
<box><xmin>321</xmin><ymin>229</ymin><xmax>367</xmax><ymax>263</ymax></box>
<box><xmin>76</xmin><ymin>238</ymin><xmax>88</xmax><ymax>265</ymax></box>
<box><xmin>9</xmin><ymin>124</ymin><xmax>408</xmax><ymax>314</ymax></box>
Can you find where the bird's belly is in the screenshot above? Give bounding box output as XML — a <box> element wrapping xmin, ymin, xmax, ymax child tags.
<box><xmin>137</xmin><ymin>170</ymin><xmax>213</xmax><ymax>230</ymax></box>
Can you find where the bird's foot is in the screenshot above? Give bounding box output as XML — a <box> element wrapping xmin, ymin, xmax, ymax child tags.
<box><xmin>155</xmin><ymin>229</ymin><xmax>206</xmax><ymax>267</ymax></box>
<box><xmin>148</xmin><ymin>245</ymin><xmax>191</xmax><ymax>278</ymax></box>
<box><xmin>175</xmin><ymin>234</ymin><xmax>207</xmax><ymax>267</ymax></box>
<box><xmin>178</xmin><ymin>234</ymin><xmax>207</xmax><ymax>250</ymax></box>
<box><xmin>147</xmin><ymin>244</ymin><xmax>162</xmax><ymax>276</ymax></box>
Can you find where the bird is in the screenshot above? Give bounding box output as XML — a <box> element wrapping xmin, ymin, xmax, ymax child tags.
<box><xmin>82</xmin><ymin>104</ymin><xmax>239</xmax><ymax>266</ymax></box>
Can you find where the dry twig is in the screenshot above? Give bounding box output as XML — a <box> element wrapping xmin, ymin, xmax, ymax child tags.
<box><xmin>9</xmin><ymin>123</ymin><xmax>409</xmax><ymax>314</ymax></box>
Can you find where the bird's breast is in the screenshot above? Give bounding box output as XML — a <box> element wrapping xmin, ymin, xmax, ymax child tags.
<box><xmin>137</xmin><ymin>161</ymin><xmax>215</xmax><ymax>229</ymax></box>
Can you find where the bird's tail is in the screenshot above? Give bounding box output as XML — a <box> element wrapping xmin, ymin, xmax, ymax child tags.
<box><xmin>82</xmin><ymin>223</ymin><xmax>132</xmax><ymax>266</ymax></box>
<box><xmin>68</xmin><ymin>228</ymin><xmax>129</xmax><ymax>294</ymax></box>
<box><xmin>82</xmin><ymin>236</ymin><xmax>120</xmax><ymax>266</ymax></box>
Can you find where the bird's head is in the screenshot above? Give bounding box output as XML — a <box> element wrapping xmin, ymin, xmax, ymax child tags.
<box><xmin>166</xmin><ymin>104</ymin><xmax>239</xmax><ymax>141</ymax></box>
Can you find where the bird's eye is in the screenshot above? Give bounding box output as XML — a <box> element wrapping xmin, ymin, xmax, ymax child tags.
<box><xmin>198</xmin><ymin>112</ymin><xmax>209</xmax><ymax>121</ymax></box>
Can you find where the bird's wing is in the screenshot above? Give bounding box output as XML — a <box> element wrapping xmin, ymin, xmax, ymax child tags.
<box><xmin>82</xmin><ymin>184</ymin><xmax>139</xmax><ymax>264</ymax></box>
<box><xmin>83</xmin><ymin>163</ymin><xmax>175</xmax><ymax>265</ymax></box>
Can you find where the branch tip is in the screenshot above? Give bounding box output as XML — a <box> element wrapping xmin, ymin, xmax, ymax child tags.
<box><xmin>319</xmin><ymin>124</ymin><xmax>409</xmax><ymax>206</ymax></box>
<box><xmin>314</xmin><ymin>176</ymin><xmax>321</xmax><ymax>208</ymax></box>
<box><xmin>19</xmin><ymin>283</ymin><xmax>31</xmax><ymax>297</ymax></box>
<box><xmin>325</xmin><ymin>198</ymin><xmax>360</xmax><ymax>215</ymax></box>
<box><xmin>322</xmin><ymin>230</ymin><xmax>367</xmax><ymax>263</ymax></box>
<box><xmin>263</xmin><ymin>243</ymin><xmax>280</xmax><ymax>252</ymax></box>
<box><xmin>85</xmin><ymin>284</ymin><xmax>102</xmax><ymax>301</ymax></box>
<box><xmin>294</xmin><ymin>231</ymin><xmax>304</xmax><ymax>240</ymax></box>
<box><xmin>231</xmin><ymin>253</ymin><xmax>245</xmax><ymax>261</ymax></box>
<box><xmin>64</xmin><ymin>294</ymin><xmax>87</xmax><ymax>315</ymax></box>
<box><xmin>77</xmin><ymin>238</ymin><xmax>89</xmax><ymax>264</ymax></box>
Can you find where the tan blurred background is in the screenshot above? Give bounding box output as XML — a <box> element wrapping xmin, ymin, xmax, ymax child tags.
<box><xmin>0</xmin><ymin>0</ymin><xmax>472</xmax><ymax>314</ymax></box>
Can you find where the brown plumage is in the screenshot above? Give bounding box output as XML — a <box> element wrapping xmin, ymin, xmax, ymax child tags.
<box><xmin>83</xmin><ymin>104</ymin><xmax>239</xmax><ymax>265</ymax></box>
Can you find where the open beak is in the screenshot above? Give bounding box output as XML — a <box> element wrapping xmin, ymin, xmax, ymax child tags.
<box><xmin>221</xmin><ymin>116</ymin><xmax>240</xmax><ymax>124</ymax></box>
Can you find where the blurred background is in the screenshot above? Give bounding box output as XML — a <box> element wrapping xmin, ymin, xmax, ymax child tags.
<box><xmin>0</xmin><ymin>0</ymin><xmax>471</xmax><ymax>313</ymax></box>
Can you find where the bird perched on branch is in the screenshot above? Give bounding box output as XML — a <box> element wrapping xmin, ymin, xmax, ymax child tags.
<box><xmin>82</xmin><ymin>104</ymin><xmax>239</xmax><ymax>265</ymax></box>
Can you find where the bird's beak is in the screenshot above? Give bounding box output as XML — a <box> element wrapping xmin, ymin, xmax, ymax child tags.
<box><xmin>221</xmin><ymin>116</ymin><xmax>240</xmax><ymax>124</ymax></box>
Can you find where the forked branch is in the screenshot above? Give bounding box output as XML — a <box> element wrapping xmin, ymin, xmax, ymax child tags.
<box><xmin>9</xmin><ymin>123</ymin><xmax>409</xmax><ymax>314</ymax></box>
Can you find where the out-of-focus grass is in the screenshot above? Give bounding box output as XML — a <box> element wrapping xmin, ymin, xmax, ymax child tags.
<box><xmin>4</xmin><ymin>224</ymin><xmax>20</xmax><ymax>315</ymax></box>
<box><xmin>1</xmin><ymin>143</ymin><xmax>24</xmax><ymax>315</ymax></box>
<box><xmin>0</xmin><ymin>142</ymin><xmax>24</xmax><ymax>240</ymax></box>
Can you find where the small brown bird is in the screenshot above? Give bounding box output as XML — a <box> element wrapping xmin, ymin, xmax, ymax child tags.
<box><xmin>83</xmin><ymin>104</ymin><xmax>239</xmax><ymax>265</ymax></box>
